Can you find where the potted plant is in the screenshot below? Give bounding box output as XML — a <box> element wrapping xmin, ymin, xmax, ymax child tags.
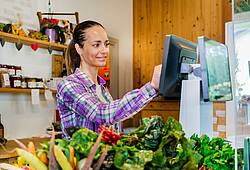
<box><xmin>40</xmin><ymin>18</ymin><xmax>65</xmax><ymax>44</ymax></box>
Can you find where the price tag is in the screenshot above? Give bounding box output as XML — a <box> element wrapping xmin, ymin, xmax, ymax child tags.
<box><xmin>44</xmin><ymin>90</ymin><xmax>54</xmax><ymax>101</ymax></box>
<box><xmin>216</xmin><ymin>110</ymin><xmax>225</xmax><ymax>117</ymax></box>
<box><xmin>31</xmin><ymin>89</ymin><xmax>40</xmax><ymax>105</ymax></box>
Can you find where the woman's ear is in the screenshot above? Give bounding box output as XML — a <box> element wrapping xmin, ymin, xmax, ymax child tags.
<box><xmin>75</xmin><ymin>43</ymin><xmax>82</xmax><ymax>55</ymax></box>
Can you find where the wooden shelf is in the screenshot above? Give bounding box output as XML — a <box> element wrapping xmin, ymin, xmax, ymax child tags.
<box><xmin>0</xmin><ymin>136</ymin><xmax>50</xmax><ymax>159</ymax></box>
<box><xmin>0</xmin><ymin>31</ymin><xmax>67</xmax><ymax>51</ymax></box>
<box><xmin>0</xmin><ymin>88</ymin><xmax>56</xmax><ymax>94</ymax></box>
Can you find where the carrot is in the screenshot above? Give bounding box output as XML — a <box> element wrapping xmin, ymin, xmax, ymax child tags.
<box><xmin>37</xmin><ymin>151</ymin><xmax>49</xmax><ymax>165</ymax></box>
<box><xmin>69</xmin><ymin>146</ymin><xmax>75</xmax><ymax>170</ymax></box>
<box><xmin>27</xmin><ymin>141</ymin><xmax>36</xmax><ymax>155</ymax></box>
<box><xmin>74</xmin><ymin>157</ymin><xmax>77</xmax><ymax>169</ymax></box>
<box><xmin>16</xmin><ymin>148</ymin><xmax>48</xmax><ymax>170</ymax></box>
<box><xmin>199</xmin><ymin>165</ymin><xmax>207</xmax><ymax>170</ymax></box>
<box><xmin>54</xmin><ymin>145</ymin><xmax>73</xmax><ymax>170</ymax></box>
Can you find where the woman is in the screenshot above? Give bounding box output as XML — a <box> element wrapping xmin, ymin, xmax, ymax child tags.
<box><xmin>57</xmin><ymin>20</ymin><xmax>162</xmax><ymax>140</ymax></box>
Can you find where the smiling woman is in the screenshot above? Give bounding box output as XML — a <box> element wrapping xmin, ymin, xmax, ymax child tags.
<box><xmin>75</xmin><ymin>25</ymin><xmax>110</xmax><ymax>71</ymax></box>
<box><xmin>57</xmin><ymin>20</ymin><xmax>162</xmax><ymax>140</ymax></box>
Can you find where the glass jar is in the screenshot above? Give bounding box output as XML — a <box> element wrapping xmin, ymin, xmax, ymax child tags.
<box><xmin>0</xmin><ymin>65</ymin><xmax>8</xmax><ymax>73</ymax></box>
<box><xmin>7</xmin><ymin>65</ymin><xmax>15</xmax><ymax>76</ymax></box>
<box><xmin>36</xmin><ymin>78</ymin><xmax>44</xmax><ymax>89</ymax></box>
<box><xmin>0</xmin><ymin>65</ymin><xmax>10</xmax><ymax>88</ymax></box>
<box><xmin>26</xmin><ymin>77</ymin><xmax>36</xmax><ymax>88</ymax></box>
<box><xmin>21</xmin><ymin>77</ymin><xmax>27</xmax><ymax>88</ymax></box>
<box><xmin>15</xmin><ymin>66</ymin><xmax>22</xmax><ymax>76</ymax></box>
<box><xmin>10</xmin><ymin>76</ymin><xmax>21</xmax><ymax>88</ymax></box>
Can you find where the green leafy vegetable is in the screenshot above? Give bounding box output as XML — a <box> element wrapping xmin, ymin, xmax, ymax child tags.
<box><xmin>113</xmin><ymin>145</ymin><xmax>153</xmax><ymax>170</ymax></box>
<box><xmin>149</xmin><ymin>117</ymin><xmax>199</xmax><ymax>170</ymax></box>
<box><xmin>190</xmin><ymin>134</ymin><xmax>235</xmax><ymax>169</ymax></box>
<box><xmin>116</xmin><ymin>116</ymin><xmax>199</xmax><ymax>170</ymax></box>
<box><xmin>69</xmin><ymin>128</ymin><xmax>100</xmax><ymax>160</ymax></box>
<box><xmin>122</xmin><ymin>116</ymin><xmax>164</xmax><ymax>151</ymax></box>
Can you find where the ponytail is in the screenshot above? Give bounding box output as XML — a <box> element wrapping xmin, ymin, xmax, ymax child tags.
<box><xmin>65</xmin><ymin>40</ymin><xmax>80</xmax><ymax>75</ymax></box>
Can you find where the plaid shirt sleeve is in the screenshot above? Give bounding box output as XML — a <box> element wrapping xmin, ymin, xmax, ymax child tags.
<box><xmin>57</xmin><ymin>80</ymin><xmax>158</xmax><ymax>125</ymax></box>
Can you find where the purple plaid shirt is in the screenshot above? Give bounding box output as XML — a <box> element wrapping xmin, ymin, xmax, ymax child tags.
<box><xmin>57</xmin><ymin>68</ymin><xmax>158</xmax><ymax>140</ymax></box>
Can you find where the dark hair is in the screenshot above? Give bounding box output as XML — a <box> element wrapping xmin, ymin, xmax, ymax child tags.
<box><xmin>65</xmin><ymin>20</ymin><xmax>104</xmax><ymax>74</ymax></box>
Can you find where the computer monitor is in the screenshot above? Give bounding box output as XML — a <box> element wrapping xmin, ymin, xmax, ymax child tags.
<box><xmin>198</xmin><ymin>36</ymin><xmax>233</xmax><ymax>102</ymax></box>
<box><xmin>159</xmin><ymin>34</ymin><xmax>198</xmax><ymax>99</ymax></box>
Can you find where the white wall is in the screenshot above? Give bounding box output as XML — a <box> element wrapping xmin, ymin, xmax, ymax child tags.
<box><xmin>0</xmin><ymin>44</ymin><xmax>59</xmax><ymax>139</ymax></box>
<box><xmin>50</xmin><ymin>0</ymin><xmax>133</xmax><ymax>96</ymax></box>
<box><xmin>0</xmin><ymin>0</ymin><xmax>133</xmax><ymax>139</ymax></box>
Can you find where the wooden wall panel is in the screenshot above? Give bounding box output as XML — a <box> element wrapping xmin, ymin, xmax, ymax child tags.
<box><xmin>123</xmin><ymin>100</ymin><xmax>180</xmax><ymax>127</ymax></box>
<box><xmin>141</xmin><ymin>100</ymin><xmax>180</xmax><ymax>122</ymax></box>
<box><xmin>125</xmin><ymin>0</ymin><xmax>232</xmax><ymax>127</ymax></box>
<box><xmin>133</xmin><ymin>0</ymin><xmax>232</xmax><ymax>88</ymax></box>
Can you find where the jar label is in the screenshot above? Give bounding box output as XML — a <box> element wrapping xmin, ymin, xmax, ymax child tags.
<box><xmin>8</xmin><ymin>69</ymin><xmax>15</xmax><ymax>76</ymax></box>
<box><xmin>28</xmin><ymin>82</ymin><xmax>36</xmax><ymax>88</ymax></box>
<box><xmin>21</xmin><ymin>82</ymin><xmax>27</xmax><ymax>88</ymax></box>
<box><xmin>16</xmin><ymin>70</ymin><xmax>22</xmax><ymax>76</ymax></box>
<box><xmin>0</xmin><ymin>68</ymin><xmax>8</xmax><ymax>73</ymax></box>
<box><xmin>2</xmin><ymin>74</ymin><xmax>10</xmax><ymax>86</ymax></box>
<box><xmin>36</xmin><ymin>82</ymin><xmax>44</xmax><ymax>88</ymax></box>
<box><xmin>14</xmin><ymin>80</ymin><xmax>21</xmax><ymax>87</ymax></box>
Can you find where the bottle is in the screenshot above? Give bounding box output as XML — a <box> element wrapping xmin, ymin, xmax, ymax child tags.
<box><xmin>0</xmin><ymin>114</ymin><xmax>4</xmax><ymax>139</ymax></box>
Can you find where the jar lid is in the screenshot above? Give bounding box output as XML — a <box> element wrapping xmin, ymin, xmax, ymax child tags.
<box><xmin>26</xmin><ymin>77</ymin><xmax>36</xmax><ymax>81</ymax></box>
<box><xmin>36</xmin><ymin>78</ymin><xmax>43</xmax><ymax>82</ymax></box>
<box><xmin>15</xmin><ymin>66</ymin><xmax>22</xmax><ymax>69</ymax></box>
<box><xmin>7</xmin><ymin>65</ymin><xmax>15</xmax><ymax>68</ymax></box>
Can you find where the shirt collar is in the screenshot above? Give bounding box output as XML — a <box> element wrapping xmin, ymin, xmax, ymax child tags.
<box><xmin>74</xmin><ymin>68</ymin><xmax>106</xmax><ymax>87</ymax></box>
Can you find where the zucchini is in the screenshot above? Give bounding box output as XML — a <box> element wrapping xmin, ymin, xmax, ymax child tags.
<box><xmin>16</xmin><ymin>148</ymin><xmax>48</xmax><ymax>170</ymax></box>
<box><xmin>54</xmin><ymin>145</ymin><xmax>73</xmax><ymax>170</ymax></box>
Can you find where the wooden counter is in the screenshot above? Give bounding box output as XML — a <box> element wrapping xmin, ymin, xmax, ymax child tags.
<box><xmin>0</xmin><ymin>137</ymin><xmax>50</xmax><ymax>163</ymax></box>
<box><xmin>141</xmin><ymin>98</ymin><xmax>180</xmax><ymax>122</ymax></box>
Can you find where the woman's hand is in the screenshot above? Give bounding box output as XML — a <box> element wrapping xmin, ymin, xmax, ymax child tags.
<box><xmin>150</xmin><ymin>64</ymin><xmax>162</xmax><ymax>91</ymax></box>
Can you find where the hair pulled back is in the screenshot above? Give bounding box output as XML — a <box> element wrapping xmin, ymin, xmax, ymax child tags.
<box><xmin>65</xmin><ymin>20</ymin><xmax>104</xmax><ymax>74</ymax></box>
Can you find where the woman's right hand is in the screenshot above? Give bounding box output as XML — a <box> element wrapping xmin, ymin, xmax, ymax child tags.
<box><xmin>150</xmin><ymin>64</ymin><xmax>162</xmax><ymax>91</ymax></box>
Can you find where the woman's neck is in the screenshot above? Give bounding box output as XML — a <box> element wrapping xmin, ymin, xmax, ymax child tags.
<box><xmin>79</xmin><ymin>65</ymin><xmax>98</xmax><ymax>85</ymax></box>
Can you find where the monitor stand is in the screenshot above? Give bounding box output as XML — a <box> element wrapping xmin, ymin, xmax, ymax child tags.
<box><xmin>179</xmin><ymin>79</ymin><xmax>213</xmax><ymax>138</ymax></box>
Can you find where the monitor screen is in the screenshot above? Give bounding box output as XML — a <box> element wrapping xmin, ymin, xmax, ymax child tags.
<box><xmin>198</xmin><ymin>36</ymin><xmax>233</xmax><ymax>102</ymax></box>
<box><xmin>159</xmin><ymin>35</ymin><xmax>198</xmax><ymax>99</ymax></box>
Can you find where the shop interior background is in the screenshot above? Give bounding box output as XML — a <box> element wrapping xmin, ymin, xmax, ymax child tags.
<box><xmin>0</xmin><ymin>0</ymin><xmax>133</xmax><ymax>139</ymax></box>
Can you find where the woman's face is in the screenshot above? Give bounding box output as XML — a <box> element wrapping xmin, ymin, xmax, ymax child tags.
<box><xmin>80</xmin><ymin>25</ymin><xmax>110</xmax><ymax>68</ymax></box>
